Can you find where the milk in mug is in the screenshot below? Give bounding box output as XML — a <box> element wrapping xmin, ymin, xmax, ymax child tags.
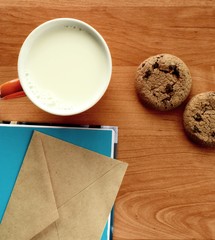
<box><xmin>18</xmin><ymin>20</ymin><xmax>111</xmax><ymax>115</ymax></box>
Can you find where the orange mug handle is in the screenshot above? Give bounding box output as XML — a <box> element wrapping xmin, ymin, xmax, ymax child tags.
<box><xmin>0</xmin><ymin>79</ymin><xmax>26</xmax><ymax>100</ymax></box>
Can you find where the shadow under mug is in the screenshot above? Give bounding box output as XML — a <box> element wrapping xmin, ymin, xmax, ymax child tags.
<box><xmin>0</xmin><ymin>18</ymin><xmax>112</xmax><ymax>116</ymax></box>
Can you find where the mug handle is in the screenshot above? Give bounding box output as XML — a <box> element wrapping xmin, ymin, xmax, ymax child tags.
<box><xmin>0</xmin><ymin>79</ymin><xmax>26</xmax><ymax>100</ymax></box>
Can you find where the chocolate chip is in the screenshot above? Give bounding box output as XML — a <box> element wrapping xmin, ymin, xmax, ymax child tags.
<box><xmin>193</xmin><ymin>125</ymin><xmax>201</xmax><ymax>133</ymax></box>
<box><xmin>144</xmin><ymin>70</ymin><xmax>151</xmax><ymax>78</ymax></box>
<box><xmin>152</xmin><ymin>62</ymin><xmax>159</xmax><ymax>69</ymax></box>
<box><xmin>211</xmin><ymin>132</ymin><xmax>215</xmax><ymax>137</ymax></box>
<box><xmin>142</xmin><ymin>63</ymin><xmax>145</xmax><ymax>68</ymax></box>
<box><xmin>193</xmin><ymin>113</ymin><xmax>202</xmax><ymax>122</ymax></box>
<box><xmin>173</xmin><ymin>69</ymin><xmax>180</xmax><ymax>78</ymax></box>
<box><xmin>165</xmin><ymin>84</ymin><xmax>173</xmax><ymax>94</ymax></box>
<box><xmin>169</xmin><ymin>65</ymin><xmax>180</xmax><ymax>78</ymax></box>
<box><xmin>169</xmin><ymin>65</ymin><xmax>176</xmax><ymax>71</ymax></box>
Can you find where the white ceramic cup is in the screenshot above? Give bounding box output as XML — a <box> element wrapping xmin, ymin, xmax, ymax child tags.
<box><xmin>2</xmin><ymin>18</ymin><xmax>112</xmax><ymax>116</ymax></box>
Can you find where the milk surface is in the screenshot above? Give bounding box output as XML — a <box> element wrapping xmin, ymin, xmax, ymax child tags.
<box><xmin>23</xmin><ymin>25</ymin><xmax>109</xmax><ymax>113</ymax></box>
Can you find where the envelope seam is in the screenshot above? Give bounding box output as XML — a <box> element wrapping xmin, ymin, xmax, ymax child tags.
<box><xmin>55</xmin><ymin>221</ymin><xmax>60</xmax><ymax>240</ymax></box>
<box><xmin>58</xmin><ymin>162</ymin><xmax>125</xmax><ymax>209</ymax></box>
<box><xmin>38</xmin><ymin>134</ymin><xmax>59</xmax><ymax>210</ymax></box>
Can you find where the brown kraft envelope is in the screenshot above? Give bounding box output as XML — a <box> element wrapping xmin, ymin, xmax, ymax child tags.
<box><xmin>0</xmin><ymin>131</ymin><xmax>128</xmax><ymax>240</ymax></box>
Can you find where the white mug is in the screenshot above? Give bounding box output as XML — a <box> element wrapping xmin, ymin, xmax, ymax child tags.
<box><xmin>0</xmin><ymin>18</ymin><xmax>112</xmax><ymax>116</ymax></box>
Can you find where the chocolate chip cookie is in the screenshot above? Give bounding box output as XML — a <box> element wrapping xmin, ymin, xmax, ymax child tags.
<box><xmin>135</xmin><ymin>54</ymin><xmax>192</xmax><ymax>111</ymax></box>
<box><xmin>183</xmin><ymin>92</ymin><xmax>215</xmax><ymax>147</ymax></box>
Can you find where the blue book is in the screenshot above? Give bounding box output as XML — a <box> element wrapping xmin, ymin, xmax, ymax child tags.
<box><xmin>0</xmin><ymin>123</ymin><xmax>117</xmax><ymax>240</ymax></box>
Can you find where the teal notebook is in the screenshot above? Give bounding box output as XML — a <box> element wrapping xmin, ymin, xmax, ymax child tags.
<box><xmin>0</xmin><ymin>123</ymin><xmax>117</xmax><ymax>240</ymax></box>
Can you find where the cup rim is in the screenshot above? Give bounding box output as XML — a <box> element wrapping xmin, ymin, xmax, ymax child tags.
<box><xmin>18</xmin><ymin>18</ymin><xmax>112</xmax><ymax>116</ymax></box>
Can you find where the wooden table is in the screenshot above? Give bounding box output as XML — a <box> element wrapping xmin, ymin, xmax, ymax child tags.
<box><xmin>1</xmin><ymin>1</ymin><xmax>215</xmax><ymax>239</ymax></box>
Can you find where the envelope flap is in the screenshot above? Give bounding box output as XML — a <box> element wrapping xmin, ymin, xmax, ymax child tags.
<box><xmin>38</xmin><ymin>131</ymin><xmax>120</xmax><ymax>207</ymax></box>
<box><xmin>0</xmin><ymin>133</ymin><xmax>59</xmax><ymax>240</ymax></box>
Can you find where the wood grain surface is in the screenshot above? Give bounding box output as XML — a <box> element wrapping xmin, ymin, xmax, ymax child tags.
<box><xmin>0</xmin><ymin>1</ymin><xmax>215</xmax><ymax>239</ymax></box>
